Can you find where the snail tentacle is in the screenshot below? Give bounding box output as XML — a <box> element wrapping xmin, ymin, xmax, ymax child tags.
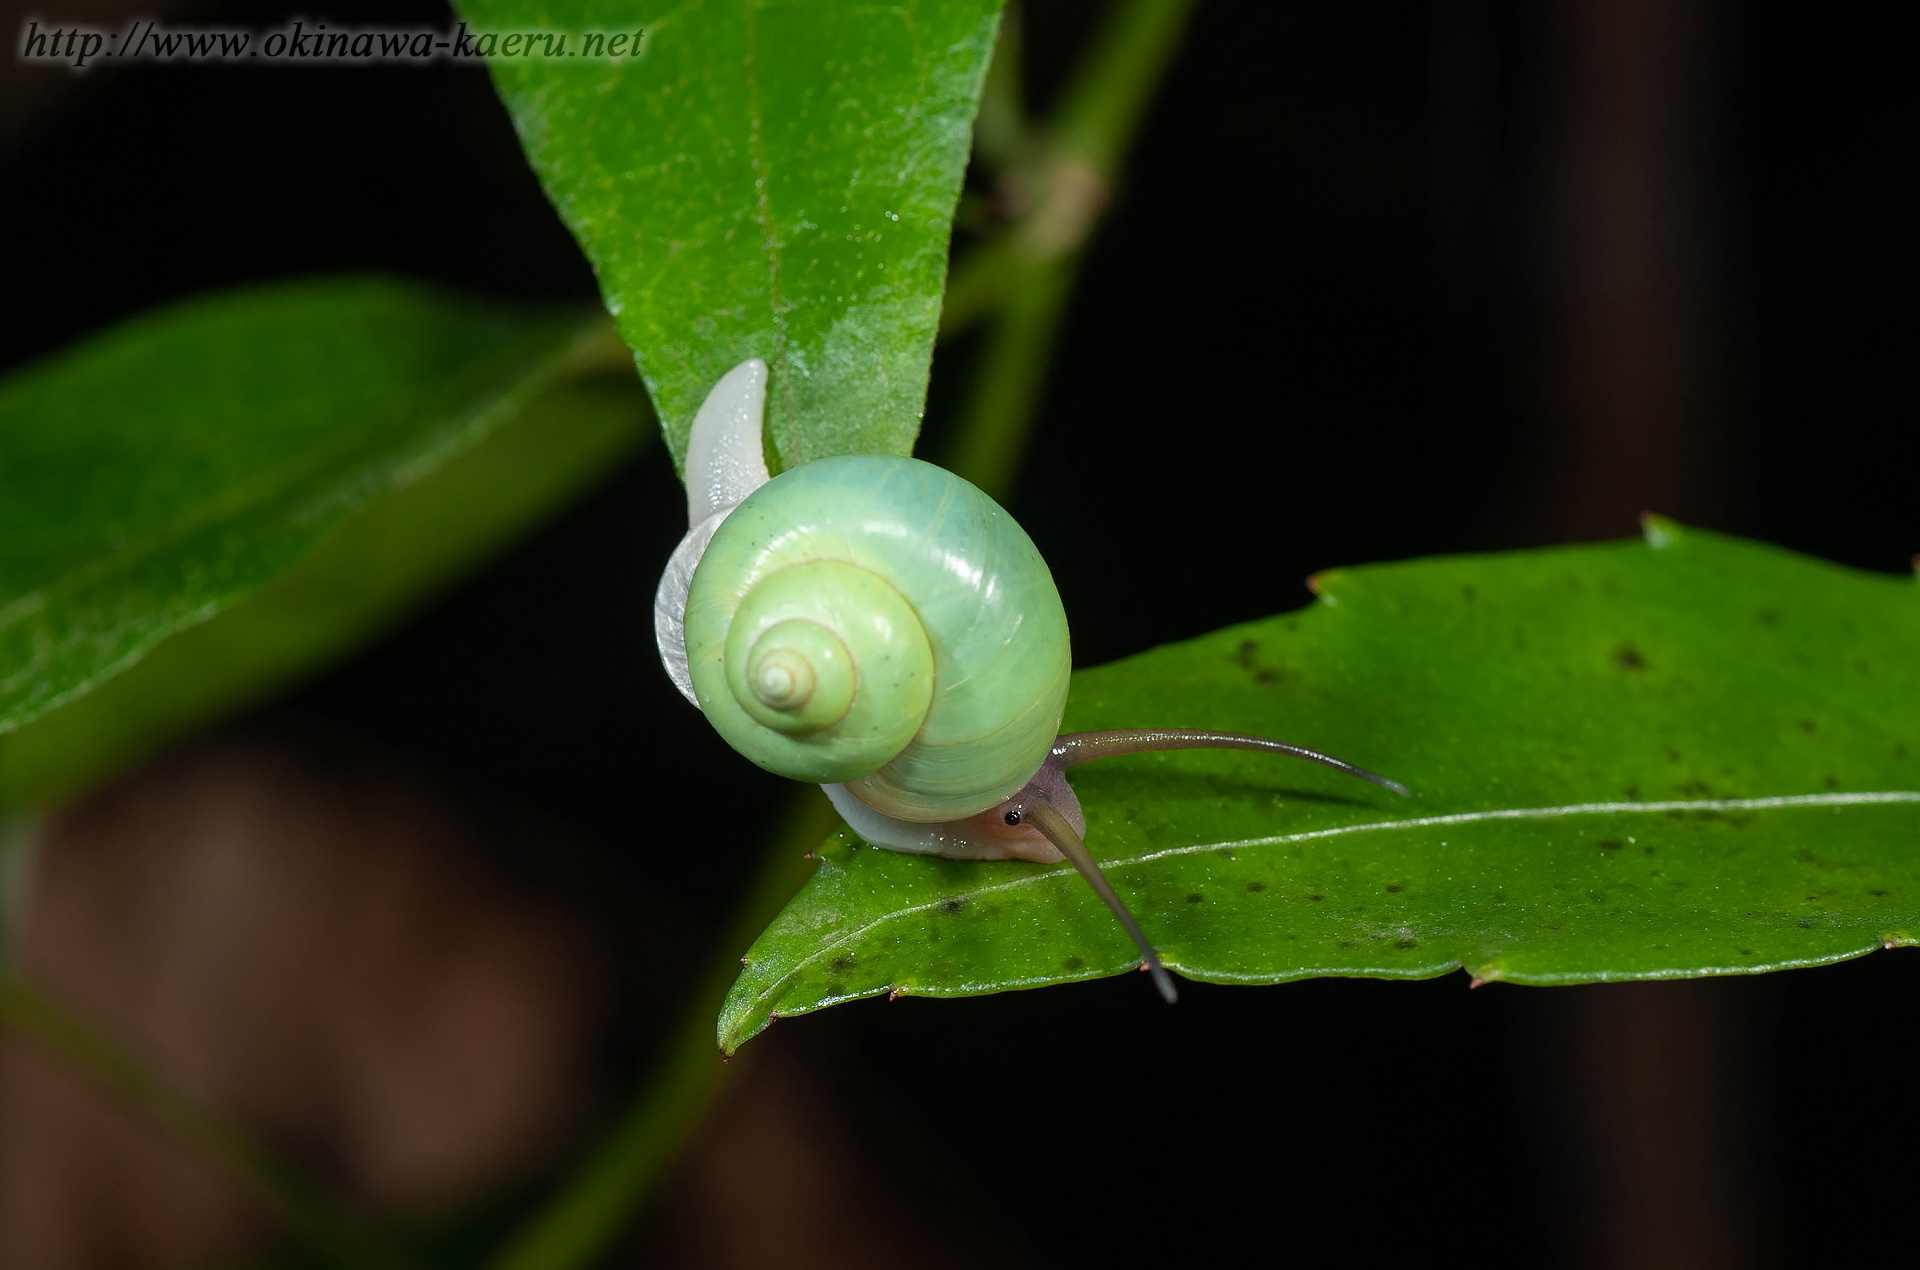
<box><xmin>656</xmin><ymin>359</ymin><xmax>773</xmax><ymax>705</ymax></box>
<box><xmin>1053</xmin><ymin>729</ymin><xmax>1411</xmax><ymax>797</ymax></box>
<box><xmin>824</xmin><ymin>727</ymin><xmax>1408</xmax><ymax>863</ymax></box>
<box><xmin>1025</xmin><ymin>800</ymin><xmax>1179</xmax><ymax>1005</ymax></box>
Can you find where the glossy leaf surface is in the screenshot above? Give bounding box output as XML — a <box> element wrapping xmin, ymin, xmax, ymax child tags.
<box><xmin>0</xmin><ymin>278</ymin><xmax>648</xmax><ymax>809</ymax></box>
<box><xmin>460</xmin><ymin>0</ymin><xmax>1002</xmax><ymax>471</ymax></box>
<box><xmin>721</xmin><ymin>522</ymin><xmax>1920</xmax><ymax>1050</ymax></box>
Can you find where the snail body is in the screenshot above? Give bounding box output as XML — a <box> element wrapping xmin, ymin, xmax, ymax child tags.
<box><xmin>657</xmin><ymin>360</ymin><xmax>1408</xmax><ymax>1000</ymax></box>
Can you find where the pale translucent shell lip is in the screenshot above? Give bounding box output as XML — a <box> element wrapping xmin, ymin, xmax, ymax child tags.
<box><xmin>656</xmin><ymin>359</ymin><xmax>770</xmax><ymax>706</ymax></box>
<box><xmin>685</xmin><ymin>454</ymin><xmax>1070</xmax><ymax>820</ymax></box>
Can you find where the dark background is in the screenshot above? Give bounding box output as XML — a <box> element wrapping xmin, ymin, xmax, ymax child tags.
<box><xmin>2</xmin><ymin>1</ymin><xmax>1915</xmax><ymax>1266</ymax></box>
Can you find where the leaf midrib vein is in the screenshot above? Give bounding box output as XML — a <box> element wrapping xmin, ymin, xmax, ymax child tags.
<box><xmin>740</xmin><ymin>0</ymin><xmax>787</xmax><ymax>456</ymax></box>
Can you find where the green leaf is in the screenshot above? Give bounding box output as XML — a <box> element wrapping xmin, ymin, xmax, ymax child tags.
<box><xmin>0</xmin><ymin>277</ymin><xmax>648</xmax><ymax>810</ymax></box>
<box><xmin>459</xmin><ymin>0</ymin><xmax>1003</xmax><ymax>471</ymax></box>
<box><xmin>721</xmin><ymin>522</ymin><xmax>1920</xmax><ymax>1051</ymax></box>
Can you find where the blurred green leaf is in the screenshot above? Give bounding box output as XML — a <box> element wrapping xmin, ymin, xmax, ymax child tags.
<box><xmin>459</xmin><ymin>0</ymin><xmax>1003</xmax><ymax>471</ymax></box>
<box><xmin>721</xmin><ymin>522</ymin><xmax>1920</xmax><ymax>1050</ymax></box>
<box><xmin>0</xmin><ymin>277</ymin><xmax>648</xmax><ymax>809</ymax></box>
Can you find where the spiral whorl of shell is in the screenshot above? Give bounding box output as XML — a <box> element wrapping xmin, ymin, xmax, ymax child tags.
<box><xmin>683</xmin><ymin>454</ymin><xmax>1072</xmax><ymax>822</ymax></box>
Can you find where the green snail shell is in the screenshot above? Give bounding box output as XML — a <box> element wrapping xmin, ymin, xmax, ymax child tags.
<box><xmin>683</xmin><ymin>454</ymin><xmax>1072</xmax><ymax>822</ymax></box>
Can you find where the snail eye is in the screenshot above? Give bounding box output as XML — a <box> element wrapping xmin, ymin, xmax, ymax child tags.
<box><xmin>1004</xmin><ymin>809</ymin><xmax>1022</xmax><ymax>826</ymax></box>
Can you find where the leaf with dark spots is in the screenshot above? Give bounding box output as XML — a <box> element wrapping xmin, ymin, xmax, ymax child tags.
<box><xmin>719</xmin><ymin>523</ymin><xmax>1920</xmax><ymax>1052</ymax></box>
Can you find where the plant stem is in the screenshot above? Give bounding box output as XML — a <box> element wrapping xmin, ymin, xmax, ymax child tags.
<box><xmin>484</xmin><ymin>789</ymin><xmax>837</xmax><ymax>1270</ymax></box>
<box><xmin>945</xmin><ymin>252</ymin><xmax>1080</xmax><ymax>501</ymax></box>
<box><xmin>1052</xmin><ymin>0</ymin><xmax>1198</xmax><ymax>173</ymax></box>
<box><xmin>945</xmin><ymin>0</ymin><xmax>1199</xmax><ymax>498</ymax></box>
<box><xmin>971</xmin><ymin>2</ymin><xmax>1027</xmax><ymax>172</ymax></box>
<box><xmin>0</xmin><ymin>970</ymin><xmax>407</xmax><ymax>1270</ymax></box>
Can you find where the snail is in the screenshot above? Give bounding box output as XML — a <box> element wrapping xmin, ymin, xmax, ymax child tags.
<box><xmin>655</xmin><ymin>359</ymin><xmax>1408</xmax><ymax>1003</ymax></box>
